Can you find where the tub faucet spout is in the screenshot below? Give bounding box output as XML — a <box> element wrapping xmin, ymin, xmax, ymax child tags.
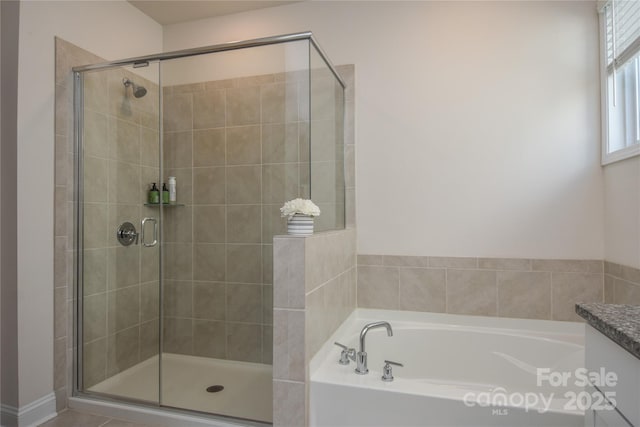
<box><xmin>355</xmin><ymin>321</ymin><xmax>393</xmax><ymax>375</ymax></box>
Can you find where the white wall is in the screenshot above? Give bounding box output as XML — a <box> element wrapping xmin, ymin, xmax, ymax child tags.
<box><xmin>16</xmin><ymin>0</ymin><xmax>162</xmax><ymax>408</ymax></box>
<box><xmin>604</xmin><ymin>158</ymin><xmax>640</xmax><ymax>268</ymax></box>
<box><xmin>164</xmin><ymin>0</ymin><xmax>603</xmax><ymax>259</ymax></box>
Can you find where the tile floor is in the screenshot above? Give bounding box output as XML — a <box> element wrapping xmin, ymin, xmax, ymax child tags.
<box><xmin>38</xmin><ymin>409</ymin><xmax>157</xmax><ymax>427</ymax></box>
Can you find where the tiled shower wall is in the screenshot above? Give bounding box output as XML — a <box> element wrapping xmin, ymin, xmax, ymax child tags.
<box><xmin>80</xmin><ymin>68</ymin><xmax>161</xmax><ymax>389</ymax></box>
<box><xmin>159</xmin><ymin>72</ymin><xmax>312</xmax><ymax>363</ymax></box>
<box><xmin>357</xmin><ymin>255</ymin><xmax>604</xmax><ymax>322</ymax></box>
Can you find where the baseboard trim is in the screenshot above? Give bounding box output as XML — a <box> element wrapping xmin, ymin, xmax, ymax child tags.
<box><xmin>1</xmin><ymin>392</ymin><xmax>57</xmax><ymax>427</ymax></box>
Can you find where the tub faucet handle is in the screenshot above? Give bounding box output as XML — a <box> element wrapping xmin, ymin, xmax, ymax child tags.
<box><xmin>382</xmin><ymin>360</ymin><xmax>403</xmax><ymax>382</ymax></box>
<box><xmin>334</xmin><ymin>342</ymin><xmax>356</xmax><ymax>365</ymax></box>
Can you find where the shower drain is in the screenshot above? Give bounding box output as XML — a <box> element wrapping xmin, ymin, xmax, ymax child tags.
<box><xmin>206</xmin><ymin>385</ymin><xmax>224</xmax><ymax>393</ymax></box>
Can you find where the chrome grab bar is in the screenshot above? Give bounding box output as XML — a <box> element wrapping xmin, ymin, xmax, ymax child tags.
<box><xmin>141</xmin><ymin>217</ymin><xmax>158</xmax><ymax>247</ymax></box>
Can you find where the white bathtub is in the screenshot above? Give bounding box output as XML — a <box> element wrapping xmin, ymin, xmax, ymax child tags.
<box><xmin>310</xmin><ymin>309</ymin><xmax>585</xmax><ymax>427</ymax></box>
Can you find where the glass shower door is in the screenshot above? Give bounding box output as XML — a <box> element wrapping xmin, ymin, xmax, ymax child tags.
<box><xmin>78</xmin><ymin>62</ymin><xmax>162</xmax><ymax>405</ymax></box>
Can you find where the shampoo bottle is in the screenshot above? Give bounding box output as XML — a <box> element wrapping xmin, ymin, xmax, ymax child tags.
<box><xmin>148</xmin><ymin>183</ymin><xmax>160</xmax><ymax>204</ymax></box>
<box><xmin>162</xmin><ymin>183</ymin><xmax>169</xmax><ymax>204</ymax></box>
<box><xmin>168</xmin><ymin>176</ymin><xmax>177</xmax><ymax>204</ymax></box>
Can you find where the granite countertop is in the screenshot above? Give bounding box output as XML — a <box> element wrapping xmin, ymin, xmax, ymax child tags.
<box><xmin>576</xmin><ymin>303</ymin><xmax>640</xmax><ymax>360</ymax></box>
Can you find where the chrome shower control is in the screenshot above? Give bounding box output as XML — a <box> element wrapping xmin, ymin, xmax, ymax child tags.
<box><xmin>381</xmin><ymin>360</ymin><xmax>403</xmax><ymax>382</ymax></box>
<box><xmin>116</xmin><ymin>222</ymin><xmax>138</xmax><ymax>246</ymax></box>
<box><xmin>334</xmin><ymin>342</ymin><xmax>356</xmax><ymax>365</ymax></box>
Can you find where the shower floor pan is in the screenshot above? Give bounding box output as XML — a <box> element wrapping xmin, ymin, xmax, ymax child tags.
<box><xmin>88</xmin><ymin>353</ymin><xmax>273</xmax><ymax>423</ymax></box>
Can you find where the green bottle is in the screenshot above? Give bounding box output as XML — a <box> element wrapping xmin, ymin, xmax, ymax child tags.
<box><xmin>148</xmin><ymin>183</ymin><xmax>160</xmax><ymax>204</ymax></box>
<box><xmin>162</xmin><ymin>183</ymin><xmax>170</xmax><ymax>204</ymax></box>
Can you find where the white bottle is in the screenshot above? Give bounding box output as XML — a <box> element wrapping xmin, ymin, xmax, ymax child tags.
<box><xmin>168</xmin><ymin>176</ymin><xmax>177</xmax><ymax>204</ymax></box>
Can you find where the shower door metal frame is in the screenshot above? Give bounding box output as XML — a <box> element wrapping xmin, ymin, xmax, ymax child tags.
<box><xmin>72</xmin><ymin>30</ymin><xmax>345</xmax><ymax>424</ymax></box>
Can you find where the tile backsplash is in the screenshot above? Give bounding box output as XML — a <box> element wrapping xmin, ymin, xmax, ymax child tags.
<box><xmin>358</xmin><ymin>255</ymin><xmax>605</xmax><ymax>322</ymax></box>
<box><xmin>604</xmin><ymin>261</ymin><xmax>640</xmax><ymax>305</ymax></box>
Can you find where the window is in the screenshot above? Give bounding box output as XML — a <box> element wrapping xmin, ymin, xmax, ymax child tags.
<box><xmin>602</xmin><ymin>0</ymin><xmax>640</xmax><ymax>164</ymax></box>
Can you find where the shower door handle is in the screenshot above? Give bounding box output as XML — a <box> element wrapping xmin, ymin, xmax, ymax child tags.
<box><xmin>141</xmin><ymin>217</ymin><xmax>158</xmax><ymax>247</ymax></box>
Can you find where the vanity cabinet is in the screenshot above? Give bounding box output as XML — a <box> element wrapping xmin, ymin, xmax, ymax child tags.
<box><xmin>585</xmin><ymin>325</ymin><xmax>640</xmax><ymax>427</ymax></box>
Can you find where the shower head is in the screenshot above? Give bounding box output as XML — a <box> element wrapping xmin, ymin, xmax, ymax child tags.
<box><xmin>122</xmin><ymin>78</ymin><xmax>147</xmax><ymax>98</ymax></box>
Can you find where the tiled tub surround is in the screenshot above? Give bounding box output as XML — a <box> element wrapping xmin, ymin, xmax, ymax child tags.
<box><xmin>358</xmin><ymin>255</ymin><xmax>605</xmax><ymax>322</ymax></box>
<box><xmin>604</xmin><ymin>261</ymin><xmax>640</xmax><ymax>305</ymax></box>
<box><xmin>273</xmin><ymin>228</ymin><xmax>357</xmax><ymax>427</ymax></box>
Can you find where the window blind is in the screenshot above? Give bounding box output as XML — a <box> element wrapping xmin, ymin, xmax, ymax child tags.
<box><xmin>605</xmin><ymin>0</ymin><xmax>640</xmax><ymax>70</ymax></box>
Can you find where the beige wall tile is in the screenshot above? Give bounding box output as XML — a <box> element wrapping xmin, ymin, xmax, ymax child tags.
<box><xmin>163</xmin><ymin>281</ymin><xmax>193</xmax><ymax>318</ymax></box>
<box><xmin>604</xmin><ymin>261</ymin><xmax>622</xmax><ymax>277</ymax></box>
<box><xmin>54</xmin><ymin>338</ymin><xmax>66</xmax><ymax>390</ymax></box>
<box><xmin>227</xmin><ymin>205</ymin><xmax>261</xmax><ymax>243</ymax></box>
<box><xmin>263</xmin><ymin>326</ymin><xmax>273</xmax><ymax>364</ymax></box>
<box><xmin>109</xmin><ymin>160</ymin><xmax>140</xmax><ymax>204</ymax></box>
<box><xmin>140</xmin><ymin>319</ymin><xmax>160</xmax><ymax>361</ymax></box>
<box><xmin>262</xmin><ymin>164</ymin><xmax>299</xmax><ymax>204</ymax></box>
<box><xmin>140</xmin><ymin>281</ymin><xmax>159</xmax><ymax>322</ymax></box>
<box><xmin>273</xmin><ymin>380</ymin><xmax>305</xmax><ymax>427</ymax></box>
<box><xmin>193</xmin><ymin>89</ymin><xmax>225</xmax><ymax>130</ymax></box>
<box><xmin>193</xmin><ymin>205</ymin><xmax>225</xmax><ymax>243</ymax></box>
<box><xmin>357</xmin><ymin>266</ymin><xmax>399</xmax><ymax>310</ymax></box>
<box><xmin>140</xmin><ymin>127</ymin><xmax>159</xmax><ymax>168</ymax></box>
<box><xmin>108</xmin><ymin>247</ymin><xmax>141</xmax><ymax>289</ymax></box>
<box><xmin>108</xmin><ymin>326</ymin><xmax>140</xmax><ymax>375</ymax></box>
<box><xmin>261</xmin><ymin>82</ymin><xmax>298</xmax><ymax>124</ymax></box>
<box><xmin>227</xmin><ymin>165</ymin><xmax>261</xmax><ymax>204</ymax></box>
<box><xmin>227</xmin><ymin>323</ymin><xmax>262</xmax><ymax>362</ymax></box>
<box><xmin>551</xmin><ymin>272</ymin><xmax>603</xmax><ymax>321</ymax></box>
<box><xmin>83</xmin><ymin>338</ymin><xmax>107</xmax><ymax>388</ymax></box>
<box><xmin>163</xmin><ymin>206</ymin><xmax>192</xmax><ymax>243</ymax></box>
<box><xmin>263</xmin><ymin>204</ymin><xmax>287</xmax><ymax>242</ymax></box>
<box><xmin>613</xmin><ymin>278</ymin><xmax>640</xmax><ymax>305</ymax></box>
<box><xmin>163</xmin><ymin>243</ymin><xmax>193</xmax><ymax>281</ymax></box>
<box><xmin>620</xmin><ymin>264</ymin><xmax>640</xmax><ymax>284</ymax></box>
<box><xmin>604</xmin><ymin>274</ymin><xmax>615</xmax><ymax>303</ymax></box>
<box><xmin>193</xmin><ymin>282</ymin><xmax>226</xmax><ymax>320</ymax></box>
<box><xmin>226</xmin><ymin>125</ymin><xmax>261</xmax><ymax>165</ymax></box>
<box><xmin>193</xmin><ymin>167</ymin><xmax>226</xmax><ymax>205</ymax></box>
<box><xmin>193</xmin><ymin>320</ymin><xmax>226</xmax><ymax>358</ymax></box>
<box><xmin>263</xmin><ymin>284</ymin><xmax>273</xmax><ymax>323</ymax></box>
<box><xmin>84</xmin><ymin>156</ymin><xmax>109</xmax><ymax>204</ymax></box>
<box><xmin>163</xmin><ymin>92</ymin><xmax>193</xmax><ymax>132</ymax></box>
<box><xmin>305</xmin><ymin>286</ymin><xmax>327</xmax><ymax>359</ymax></box>
<box><xmin>83</xmin><ymin>248</ymin><xmax>107</xmax><ymax>296</ymax></box>
<box><xmin>109</xmin><ymin>117</ymin><xmax>140</xmax><ymax>163</ymax></box>
<box><xmin>163</xmin><ymin>131</ymin><xmax>192</xmax><ymax>169</ymax></box>
<box><xmin>358</xmin><ymin>254</ymin><xmax>383</xmax><ymax>266</ymax></box>
<box><xmin>262</xmin><ymin>123</ymin><xmax>298</xmax><ymax>164</ymax></box>
<box><xmin>83</xmin><ymin>110</ymin><xmax>109</xmax><ymax>158</ymax></box>
<box><xmin>533</xmin><ymin>259</ymin><xmax>603</xmax><ymax>273</ymax></box>
<box><xmin>274</xmin><ymin>237</ymin><xmax>305</xmax><ymax>309</ymax></box>
<box><xmin>447</xmin><ymin>269</ymin><xmax>497</xmax><ymax>316</ymax></box>
<box><xmin>163</xmin><ymin>318</ymin><xmax>193</xmax><ymax>355</ymax></box>
<box><xmin>140</xmin><ymin>245</ymin><xmax>159</xmax><ymax>284</ymax></box>
<box><xmin>83</xmin><ymin>293</ymin><xmax>107</xmax><ymax>342</ymax></box>
<box><xmin>273</xmin><ymin>309</ymin><xmax>305</xmax><ymax>382</ymax></box>
<box><xmin>226</xmin><ymin>244</ymin><xmax>262</xmax><ymax>283</ymax></box>
<box><xmin>429</xmin><ymin>257</ymin><xmax>478</xmax><ymax>268</ymax></box>
<box><xmin>399</xmin><ymin>268</ymin><xmax>446</xmax><ymax>312</ymax></box>
<box><xmin>193</xmin><ymin>129</ymin><xmax>225</xmax><ymax>167</ymax></box>
<box><xmin>193</xmin><ymin>243</ymin><xmax>225</xmax><ymax>282</ymax></box>
<box><xmin>226</xmin><ymin>86</ymin><xmax>260</xmax><ymax>126</ymax></box>
<box><xmin>384</xmin><ymin>255</ymin><xmax>429</xmax><ymax>268</ymax></box>
<box><xmin>227</xmin><ymin>283</ymin><xmax>263</xmax><ymax>323</ymax></box>
<box><xmin>108</xmin><ymin>287</ymin><xmax>140</xmax><ymax>333</ymax></box>
<box><xmin>497</xmin><ymin>271</ymin><xmax>551</xmax><ymax>320</ymax></box>
<box><xmin>479</xmin><ymin>258</ymin><xmax>531</xmax><ymax>271</ymax></box>
<box><xmin>83</xmin><ymin>203</ymin><xmax>108</xmax><ymax>249</ymax></box>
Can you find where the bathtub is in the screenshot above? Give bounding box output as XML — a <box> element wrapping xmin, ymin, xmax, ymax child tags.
<box><xmin>310</xmin><ymin>309</ymin><xmax>585</xmax><ymax>427</ymax></box>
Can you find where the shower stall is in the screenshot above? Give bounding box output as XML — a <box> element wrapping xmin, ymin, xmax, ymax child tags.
<box><xmin>73</xmin><ymin>33</ymin><xmax>345</xmax><ymax>424</ymax></box>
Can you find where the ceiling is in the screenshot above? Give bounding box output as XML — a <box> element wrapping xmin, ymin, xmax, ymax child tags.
<box><xmin>128</xmin><ymin>0</ymin><xmax>302</xmax><ymax>25</ymax></box>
